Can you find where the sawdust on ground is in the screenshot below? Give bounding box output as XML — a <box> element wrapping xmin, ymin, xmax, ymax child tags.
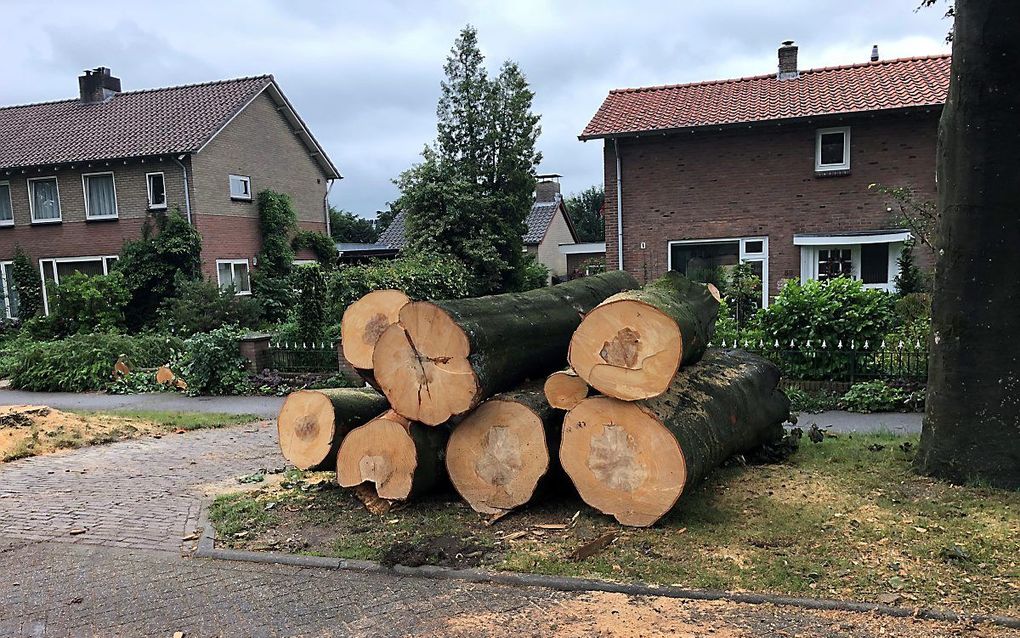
<box><xmin>0</xmin><ymin>404</ymin><xmax>161</xmax><ymax>461</ymax></box>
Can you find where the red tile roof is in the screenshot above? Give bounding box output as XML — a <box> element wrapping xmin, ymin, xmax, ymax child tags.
<box><xmin>580</xmin><ymin>55</ymin><xmax>950</xmax><ymax>139</ymax></box>
<box><xmin>0</xmin><ymin>76</ymin><xmax>272</xmax><ymax>170</ymax></box>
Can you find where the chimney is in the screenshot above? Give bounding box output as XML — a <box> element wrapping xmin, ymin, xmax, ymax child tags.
<box><xmin>777</xmin><ymin>41</ymin><xmax>799</xmax><ymax>80</ymax></box>
<box><xmin>535</xmin><ymin>173</ymin><xmax>562</xmax><ymax>203</ymax></box>
<box><xmin>78</xmin><ymin>67</ymin><xmax>121</xmax><ymax>103</ymax></box>
<box><xmin>871</xmin><ymin>44</ymin><xmax>880</xmax><ymax>62</ymax></box>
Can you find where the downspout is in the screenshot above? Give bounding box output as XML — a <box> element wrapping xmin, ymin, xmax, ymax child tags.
<box><xmin>614</xmin><ymin>138</ymin><xmax>624</xmax><ymax>271</ymax></box>
<box><xmin>173</xmin><ymin>155</ymin><xmax>192</xmax><ymax>225</ymax></box>
<box><xmin>324</xmin><ymin>179</ymin><xmax>334</xmax><ymax>237</ymax></box>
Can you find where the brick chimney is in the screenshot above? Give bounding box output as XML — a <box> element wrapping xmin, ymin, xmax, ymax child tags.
<box><xmin>79</xmin><ymin>67</ymin><xmax>121</xmax><ymax>103</ymax></box>
<box><xmin>535</xmin><ymin>173</ymin><xmax>562</xmax><ymax>203</ymax></box>
<box><xmin>777</xmin><ymin>41</ymin><xmax>799</xmax><ymax>80</ymax></box>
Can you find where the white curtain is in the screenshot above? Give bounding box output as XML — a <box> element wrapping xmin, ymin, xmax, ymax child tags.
<box><xmin>0</xmin><ymin>185</ymin><xmax>12</xmax><ymax>222</ymax></box>
<box><xmin>87</xmin><ymin>175</ymin><xmax>116</xmax><ymax>217</ymax></box>
<box><xmin>32</xmin><ymin>179</ymin><xmax>60</xmax><ymax>220</ymax></box>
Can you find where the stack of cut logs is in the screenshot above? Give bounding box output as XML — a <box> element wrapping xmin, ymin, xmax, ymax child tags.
<box><xmin>277</xmin><ymin>271</ymin><xmax>790</xmax><ymax>527</ymax></box>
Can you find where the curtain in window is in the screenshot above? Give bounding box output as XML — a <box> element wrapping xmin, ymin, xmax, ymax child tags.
<box><xmin>218</xmin><ymin>263</ymin><xmax>235</xmax><ymax>291</ymax></box>
<box><xmin>0</xmin><ymin>185</ymin><xmax>12</xmax><ymax>222</ymax></box>
<box><xmin>32</xmin><ymin>179</ymin><xmax>60</xmax><ymax>220</ymax></box>
<box><xmin>87</xmin><ymin>175</ymin><xmax>116</xmax><ymax>217</ymax></box>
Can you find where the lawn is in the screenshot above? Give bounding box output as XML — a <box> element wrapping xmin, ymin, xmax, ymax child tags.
<box><xmin>1</xmin><ymin>405</ymin><xmax>258</xmax><ymax>461</ymax></box>
<box><xmin>209</xmin><ymin>432</ymin><xmax>1020</xmax><ymax>616</ymax></box>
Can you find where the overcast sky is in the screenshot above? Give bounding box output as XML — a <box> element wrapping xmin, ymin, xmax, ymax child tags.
<box><xmin>1</xmin><ymin>1</ymin><xmax>951</xmax><ymax>218</ymax></box>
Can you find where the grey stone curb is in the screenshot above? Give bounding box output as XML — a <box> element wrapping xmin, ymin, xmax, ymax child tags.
<box><xmin>195</xmin><ymin>523</ymin><xmax>1020</xmax><ymax>630</ymax></box>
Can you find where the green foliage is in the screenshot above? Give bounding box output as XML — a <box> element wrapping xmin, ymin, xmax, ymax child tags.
<box><xmin>292</xmin><ymin>229</ymin><xmax>337</xmax><ymax>268</ymax></box>
<box><xmin>11</xmin><ymin>246</ymin><xmax>42</xmax><ymax>318</ymax></box>
<box><xmin>374</xmin><ymin>203</ymin><xmax>400</xmax><ymax>235</ymax></box>
<box><xmin>840</xmin><ymin>380</ymin><xmax>908</xmax><ymax>413</ymax></box>
<box><xmin>50</xmin><ymin>272</ymin><xmax>130</xmax><ymax>335</ymax></box>
<box><xmin>868</xmin><ymin>184</ymin><xmax>938</xmax><ymax>254</ymax></box>
<box><xmin>327</xmin><ymin>254</ymin><xmax>471</xmax><ymax>321</ymax></box>
<box><xmin>294</xmin><ymin>264</ymin><xmax>327</xmax><ymax>343</ymax></box>
<box><xmin>252</xmin><ymin>190</ymin><xmax>297</xmax><ymax>322</ymax></box>
<box><xmin>519</xmin><ymin>253</ymin><xmax>549</xmax><ymax>291</ymax></box>
<box><xmin>563</xmin><ymin>186</ymin><xmax>605</xmax><ymax>242</ymax></box>
<box><xmin>158</xmin><ymin>277</ymin><xmax>263</xmax><ymax>337</ymax></box>
<box><xmin>723</xmin><ymin>262</ymin><xmax>762</xmax><ymax>329</ymax></box>
<box><xmin>7</xmin><ymin>333</ymin><xmax>182</xmax><ymax>392</ymax></box>
<box><xmin>115</xmin><ymin>209</ymin><xmax>203</xmax><ymax>331</ymax></box>
<box><xmin>328</xmin><ymin>207</ymin><xmax>378</xmax><ymax>244</ymax></box>
<box><xmin>176</xmin><ymin>325</ymin><xmax>250</xmax><ymax>396</ymax></box>
<box><xmin>784</xmin><ymin>386</ymin><xmax>840</xmax><ymax>414</ymax></box>
<box><xmin>894</xmin><ymin>240</ymin><xmax>926</xmax><ymax>295</ymax></box>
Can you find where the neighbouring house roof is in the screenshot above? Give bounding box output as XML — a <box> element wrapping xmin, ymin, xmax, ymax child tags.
<box><xmin>559</xmin><ymin>241</ymin><xmax>606</xmax><ymax>255</ymax></box>
<box><xmin>335</xmin><ymin>242</ymin><xmax>398</xmax><ymax>254</ymax></box>
<box><xmin>0</xmin><ymin>75</ymin><xmax>340</xmax><ymax>178</ymax></box>
<box><xmin>580</xmin><ymin>55</ymin><xmax>950</xmax><ymax>140</ymax></box>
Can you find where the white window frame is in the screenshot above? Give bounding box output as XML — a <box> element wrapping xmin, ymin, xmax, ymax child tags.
<box><xmin>38</xmin><ymin>255</ymin><xmax>119</xmax><ymax>315</ymax></box>
<box><xmin>82</xmin><ymin>171</ymin><xmax>119</xmax><ymax>220</ymax></box>
<box><xmin>1</xmin><ymin>261</ymin><xmax>16</xmax><ymax>319</ymax></box>
<box><xmin>229</xmin><ymin>175</ymin><xmax>252</xmax><ymax>201</ymax></box>
<box><xmin>28</xmin><ymin>176</ymin><xmax>62</xmax><ymax>224</ymax></box>
<box><xmin>666</xmin><ymin>236</ymin><xmax>770</xmax><ymax>308</ymax></box>
<box><xmin>0</xmin><ymin>181</ymin><xmax>13</xmax><ymax>227</ymax></box>
<box><xmin>798</xmin><ymin>242</ymin><xmax>904</xmax><ymax>293</ymax></box>
<box><xmin>216</xmin><ymin>259</ymin><xmax>252</xmax><ymax>295</ymax></box>
<box><xmin>146</xmin><ymin>172</ymin><xmax>167</xmax><ymax>210</ymax></box>
<box><xmin>815</xmin><ymin>126</ymin><xmax>851</xmax><ymax>172</ymax></box>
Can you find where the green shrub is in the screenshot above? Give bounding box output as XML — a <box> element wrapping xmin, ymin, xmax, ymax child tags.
<box><xmin>839</xmin><ymin>380</ymin><xmax>907</xmax><ymax>413</ymax></box>
<box><xmin>50</xmin><ymin>272</ymin><xmax>131</xmax><ymax>335</ymax></box>
<box><xmin>7</xmin><ymin>333</ymin><xmax>183</xmax><ymax>392</ymax></box>
<box><xmin>519</xmin><ymin>254</ymin><xmax>549</xmax><ymax>291</ymax></box>
<box><xmin>327</xmin><ymin>254</ymin><xmax>471</xmax><ymax>322</ymax></box>
<box><xmin>722</xmin><ymin>262</ymin><xmax>762</xmax><ymax>328</ymax></box>
<box><xmin>252</xmin><ymin>190</ymin><xmax>297</xmax><ymax>322</ymax></box>
<box><xmin>176</xmin><ymin>325</ymin><xmax>250</xmax><ymax>395</ymax></box>
<box><xmin>158</xmin><ymin>277</ymin><xmax>263</xmax><ymax>337</ymax></box>
<box><xmin>11</xmin><ymin>246</ymin><xmax>42</xmax><ymax>318</ymax></box>
<box><xmin>294</xmin><ymin>264</ymin><xmax>327</xmax><ymax>343</ymax></box>
<box><xmin>292</xmin><ymin>230</ymin><xmax>337</xmax><ymax>268</ymax></box>
<box><xmin>784</xmin><ymin>386</ymin><xmax>840</xmax><ymax>414</ymax></box>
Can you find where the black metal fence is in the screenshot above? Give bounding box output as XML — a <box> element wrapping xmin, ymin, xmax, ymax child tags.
<box><xmin>265</xmin><ymin>340</ymin><xmax>340</xmax><ymax>373</ymax></box>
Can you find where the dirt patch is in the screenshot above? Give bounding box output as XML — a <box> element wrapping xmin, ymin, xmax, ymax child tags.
<box><xmin>381</xmin><ymin>534</ymin><xmax>489</xmax><ymax>569</ymax></box>
<box><xmin>1</xmin><ymin>404</ymin><xmax>160</xmax><ymax>461</ymax></box>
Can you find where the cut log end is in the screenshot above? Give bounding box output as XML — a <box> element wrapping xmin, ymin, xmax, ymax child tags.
<box><xmin>372</xmin><ymin>301</ymin><xmax>480</xmax><ymax>425</ymax></box>
<box><xmin>336</xmin><ymin>411</ymin><xmax>419</xmax><ymax>501</ymax></box>
<box><xmin>341</xmin><ymin>289</ymin><xmax>411</xmax><ymax>370</ymax></box>
<box><xmin>446</xmin><ymin>399</ymin><xmax>551</xmax><ymax>514</ymax></box>
<box><xmin>277</xmin><ymin>390</ymin><xmax>338</xmax><ymax>470</ymax></box>
<box><xmin>544</xmin><ymin>370</ymin><xmax>589</xmax><ymax>410</ymax></box>
<box><xmin>560</xmin><ymin>396</ymin><xmax>685</xmax><ymax>527</ymax></box>
<box><xmin>568</xmin><ymin>299</ymin><xmax>682</xmax><ymax>401</ymax></box>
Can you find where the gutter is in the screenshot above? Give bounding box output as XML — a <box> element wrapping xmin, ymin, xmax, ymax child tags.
<box><xmin>614</xmin><ymin>138</ymin><xmax>624</xmax><ymax>270</ymax></box>
<box><xmin>173</xmin><ymin>155</ymin><xmax>192</xmax><ymax>224</ymax></box>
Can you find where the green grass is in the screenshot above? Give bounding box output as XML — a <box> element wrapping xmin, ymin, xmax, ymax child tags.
<box><xmin>208</xmin><ymin>493</ymin><xmax>279</xmax><ymax>538</ymax></box>
<box><xmin>208</xmin><ymin>433</ymin><xmax>1020</xmax><ymax>615</ymax></box>
<box><xmin>70</xmin><ymin>410</ymin><xmax>258</xmax><ymax>431</ymax></box>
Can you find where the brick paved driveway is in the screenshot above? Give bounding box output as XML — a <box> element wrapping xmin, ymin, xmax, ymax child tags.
<box><xmin>0</xmin><ymin>420</ymin><xmax>1004</xmax><ymax>637</ymax></box>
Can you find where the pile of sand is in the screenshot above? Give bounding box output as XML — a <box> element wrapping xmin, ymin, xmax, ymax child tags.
<box><xmin>0</xmin><ymin>404</ymin><xmax>160</xmax><ymax>461</ymax></box>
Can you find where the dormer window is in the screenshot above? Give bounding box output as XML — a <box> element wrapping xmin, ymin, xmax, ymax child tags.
<box><xmin>815</xmin><ymin>127</ymin><xmax>850</xmax><ymax>172</ymax></box>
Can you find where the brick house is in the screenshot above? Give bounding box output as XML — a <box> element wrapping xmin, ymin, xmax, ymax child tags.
<box><xmin>0</xmin><ymin>67</ymin><xmax>339</xmax><ymax>317</ymax></box>
<box><xmin>580</xmin><ymin>43</ymin><xmax>949</xmax><ymax>306</ymax></box>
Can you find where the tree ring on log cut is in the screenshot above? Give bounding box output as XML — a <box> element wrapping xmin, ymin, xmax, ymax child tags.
<box><xmin>277</xmin><ymin>390</ymin><xmax>339</xmax><ymax>470</ymax></box>
<box><xmin>446</xmin><ymin>400</ymin><xmax>551</xmax><ymax>514</ymax></box>
<box><xmin>560</xmin><ymin>396</ymin><xmax>685</xmax><ymax>527</ymax></box>
<box><xmin>341</xmin><ymin>290</ymin><xmax>411</xmax><ymax>370</ymax></box>
<box><xmin>372</xmin><ymin>301</ymin><xmax>479</xmax><ymax>425</ymax></box>
<box><xmin>568</xmin><ymin>299</ymin><xmax>683</xmax><ymax>401</ymax></box>
<box><xmin>336</xmin><ymin>412</ymin><xmax>418</xmax><ymax>500</ymax></box>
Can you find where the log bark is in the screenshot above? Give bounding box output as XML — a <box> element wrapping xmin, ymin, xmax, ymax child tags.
<box><xmin>446</xmin><ymin>384</ymin><xmax>562</xmax><ymax>514</ymax></box>
<box><xmin>340</xmin><ymin>289</ymin><xmax>411</xmax><ymax>389</ymax></box>
<box><xmin>915</xmin><ymin>0</ymin><xmax>1020</xmax><ymax>489</ymax></box>
<box><xmin>336</xmin><ymin>410</ymin><xmax>450</xmax><ymax>501</ymax></box>
<box><xmin>560</xmin><ymin>349</ymin><xmax>789</xmax><ymax>527</ymax></box>
<box><xmin>372</xmin><ymin>270</ymin><xmax>639</xmax><ymax>424</ymax></box>
<box><xmin>568</xmin><ymin>271</ymin><xmax>720</xmax><ymax>401</ymax></box>
<box><xmin>543</xmin><ymin>369</ymin><xmax>589</xmax><ymax>410</ymax></box>
<box><xmin>277</xmin><ymin>388</ymin><xmax>389</xmax><ymax>471</ymax></box>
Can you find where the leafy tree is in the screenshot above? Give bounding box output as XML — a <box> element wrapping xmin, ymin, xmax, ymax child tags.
<box><xmin>917</xmin><ymin>0</ymin><xmax>1019</xmax><ymax>489</ymax></box>
<box><xmin>252</xmin><ymin>190</ymin><xmax>297</xmax><ymax>322</ymax></box>
<box><xmin>564</xmin><ymin>186</ymin><xmax>606</xmax><ymax>242</ymax></box>
<box><xmin>329</xmin><ymin>207</ymin><xmax>378</xmax><ymax>243</ymax></box>
<box><xmin>894</xmin><ymin>240</ymin><xmax>925</xmax><ymax>295</ymax></box>
<box><xmin>11</xmin><ymin>246</ymin><xmax>42</xmax><ymax>318</ymax></box>
<box><xmin>724</xmin><ymin>262</ymin><xmax>762</xmax><ymax>329</ymax></box>
<box><xmin>869</xmin><ymin>184</ymin><xmax>938</xmax><ymax>255</ymax></box>
<box><xmin>374</xmin><ymin>202</ymin><xmax>400</xmax><ymax>235</ymax></box>
<box><xmin>116</xmin><ymin>209</ymin><xmax>203</xmax><ymax>331</ymax></box>
<box><xmin>294</xmin><ymin>264</ymin><xmax>326</xmax><ymax>343</ymax></box>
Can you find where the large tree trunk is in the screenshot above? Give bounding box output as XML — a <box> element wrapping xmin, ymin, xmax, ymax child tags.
<box><xmin>543</xmin><ymin>368</ymin><xmax>589</xmax><ymax>410</ymax></box>
<box><xmin>916</xmin><ymin>0</ymin><xmax>1020</xmax><ymax>489</ymax></box>
<box><xmin>446</xmin><ymin>384</ymin><xmax>562</xmax><ymax>514</ymax></box>
<box><xmin>372</xmin><ymin>271</ymin><xmax>638</xmax><ymax>424</ymax></box>
<box><xmin>336</xmin><ymin>410</ymin><xmax>450</xmax><ymax>500</ymax></box>
<box><xmin>568</xmin><ymin>272</ymin><xmax>720</xmax><ymax>401</ymax></box>
<box><xmin>277</xmin><ymin>388</ymin><xmax>389</xmax><ymax>471</ymax></box>
<box><xmin>560</xmin><ymin>349</ymin><xmax>789</xmax><ymax>527</ymax></box>
<box><xmin>340</xmin><ymin>289</ymin><xmax>411</xmax><ymax>389</ymax></box>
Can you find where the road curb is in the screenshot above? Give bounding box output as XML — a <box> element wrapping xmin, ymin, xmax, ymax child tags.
<box><xmin>195</xmin><ymin>523</ymin><xmax>1020</xmax><ymax>630</ymax></box>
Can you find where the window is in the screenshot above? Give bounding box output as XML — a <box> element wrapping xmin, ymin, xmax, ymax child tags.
<box><xmin>229</xmin><ymin>175</ymin><xmax>252</xmax><ymax>200</ymax></box>
<box><xmin>38</xmin><ymin>255</ymin><xmax>119</xmax><ymax>314</ymax></box>
<box><xmin>668</xmin><ymin>236</ymin><xmax>769</xmax><ymax>308</ymax></box>
<box><xmin>147</xmin><ymin>172</ymin><xmax>167</xmax><ymax>210</ymax></box>
<box><xmin>796</xmin><ymin>232</ymin><xmax>908</xmax><ymax>293</ymax></box>
<box><xmin>860</xmin><ymin>243</ymin><xmax>890</xmax><ymax>284</ymax></box>
<box><xmin>817</xmin><ymin>248</ymin><xmax>853</xmax><ymax>281</ymax></box>
<box><xmin>815</xmin><ymin>126</ymin><xmax>850</xmax><ymax>172</ymax></box>
<box><xmin>28</xmin><ymin>177</ymin><xmax>61</xmax><ymax>223</ymax></box>
<box><xmin>216</xmin><ymin>259</ymin><xmax>251</xmax><ymax>295</ymax></box>
<box><xmin>83</xmin><ymin>172</ymin><xmax>118</xmax><ymax>219</ymax></box>
<box><xmin>1</xmin><ymin>261</ymin><xmax>18</xmax><ymax>319</ymax></box>
<box><xmin>0</xmin><ymin>181</ymin><xmax>12</xmax><ymax>226</ymax></box>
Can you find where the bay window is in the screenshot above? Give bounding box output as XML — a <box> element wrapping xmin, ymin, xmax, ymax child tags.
<box><xmin>796</xmin><ymin>231</ymin><xmax>909</xmax><ymax>292</ymax></box>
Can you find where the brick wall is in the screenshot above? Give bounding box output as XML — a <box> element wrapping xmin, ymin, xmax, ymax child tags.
<box><xmin>196</xmin><ymin>214</ymin><xmax>326</xmax><ymax>279</ymax></box>
<box><xmin>601</xmin><ymin>111</ymin><xmax>939</xmax><ymax>298</ymax></box>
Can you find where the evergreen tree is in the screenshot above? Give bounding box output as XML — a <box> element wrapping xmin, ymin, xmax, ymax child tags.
<box><xmin>894</xmin><ymin>240</ymin><xmax>925</xmax><ymax>295</ymax></box>
<box><xmin>294</xmin><ymin>263</ymin><xmax>326</xmax><ymax>343</ymax></box>
<box><xmin>11</xmin><ymin>245</ymin><xmax>42</xmax><ymax>318</ymax></box>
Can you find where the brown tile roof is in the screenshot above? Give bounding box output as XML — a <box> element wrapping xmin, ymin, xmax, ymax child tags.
<box><xmin>0</xmin><ymin>76</ymin><xmax>273</xmax><ymax>170</ymax></box>
<box><xmin>580</xmin><ymin>55</ymin><xmax>950</xmax><ymax>139</ymax></box>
